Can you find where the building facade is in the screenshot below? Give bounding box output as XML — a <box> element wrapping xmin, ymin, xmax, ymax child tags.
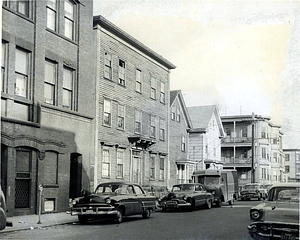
<box><xmin>283</xmin><ymin>149</ymin><xmax>300</xmax><ymax>182</ymax></box>
<box><xmin>188</xmin><ymin>105</ymin><xmax>225</xmax><ymax>171</ymax></box>
<box><xmin>1</xmin><ymin>0</ymin><xmax>95</xmax><ymax>216</ymax></box>
<box><xmin>169</xmin><ymin>90</ymin><xmax>194</xmax><ymax>186</ymax></box>
<box><xmin>93</xmin><ymin>16</ymin><xmax>176</xmax><ymax>192</ymax></box>
<box><xmin>221</xmin><ymin>115</ymin><xmax>286</xmax><ymax>187</ymax></box>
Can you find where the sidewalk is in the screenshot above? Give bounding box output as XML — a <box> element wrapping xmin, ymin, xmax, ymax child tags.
<box><xmin>0</xmin><ymin>211</ymin><xmax>77</xmax><ymax>234</ymax></box>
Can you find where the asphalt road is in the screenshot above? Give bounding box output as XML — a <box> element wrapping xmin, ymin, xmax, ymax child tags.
<box><xmin>1</xmin><ymin>200</ymin><xmax>259</xmax><ymax>240</ymax></box>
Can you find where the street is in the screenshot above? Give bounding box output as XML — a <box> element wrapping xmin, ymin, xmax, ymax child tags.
<box><xmin>0</xmin><ymin>200</ymin><xmax>258</xmax><ymax>240</ymax></box>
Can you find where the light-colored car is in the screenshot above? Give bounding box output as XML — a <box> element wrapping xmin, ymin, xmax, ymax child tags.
<box><xmin>69</xmin><ymin>181</ymin><xmax>157</xmax><ymax>224</ymax></box>
<box><xmin>248</xmin><ymin>182</ymin><xmax>299</xmax><ymax>240</ymax></box>
<box><xmin>240</xmin><ymin>183</ymin><xmax>268</xmax><ymax>201</ymax></box>
<box><xmin>159</xmin><ymin>183</ymin><xmax>214</xmax><ymax>211</ymax></box>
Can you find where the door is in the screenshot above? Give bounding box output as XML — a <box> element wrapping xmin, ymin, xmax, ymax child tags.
<box><xmin>15</xmin><ymin>148</ymin><xmax>37</xmax><ymax>215</ymax></box>
<box><xmin>69</xmin><ymin>153</ymin><xmax>82</xmax><ymax>199</ymax></box>
<box><xmin>1</xmin><ymin>145</ymin><xmax>8</xmax><ymax>201</ymax></box>
<box><xmin>132</xmin><ymin>151</ymin><xmax>141</xmax><ymax>184</ymax></box>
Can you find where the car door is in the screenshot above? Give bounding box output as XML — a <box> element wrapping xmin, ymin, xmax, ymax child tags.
<box><xmin>123</xmin><ymin>185</ymin><xmax>139</xmax><ymax>216</ymax></box>
<box><xmin>197</xmin><ymin>185</ymin><xmax>206</xmax><ymax>206</ymax></box>
<box><xmin>133</xmin><ymin>185</ymin><xmax>147</xmax><ymax>214</ymax></box>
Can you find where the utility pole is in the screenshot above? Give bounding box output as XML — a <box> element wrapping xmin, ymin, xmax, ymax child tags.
<box><xmin>251</xmin><ymin>112</ymin><xmax>255</xmax><ymax>183</ymax></box>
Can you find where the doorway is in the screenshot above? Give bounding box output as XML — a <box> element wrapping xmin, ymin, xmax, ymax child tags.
<box><xmin>69</xmin><ymin>153</ymin><xmax>82</xmax><ymax>199</ymax></box>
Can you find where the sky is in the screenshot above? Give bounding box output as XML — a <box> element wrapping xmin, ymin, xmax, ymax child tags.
<box><xmin>93</xmin><ymin>0</ymin><xmax>300</xmax><ymax>149</ymax></box>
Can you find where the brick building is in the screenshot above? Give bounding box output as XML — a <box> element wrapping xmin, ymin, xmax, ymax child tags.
<box><xmin>1</xmin><ymin>0</ymin><xmax>95</xmax><ymax>216</ymax></box>
<box><xmin>93</xmin><ymin>16</ymin><xmax>176</xmax><ymax>191</ymax></box>
<box><xmin>169</xmin><ymin>90</ymin><xmax>194</xmax><ymax>186</ymax></box>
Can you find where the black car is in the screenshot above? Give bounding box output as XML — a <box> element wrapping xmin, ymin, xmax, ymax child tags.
<box><xmin>0</xmin><ymin>186</ymin><xmax>12</xmax><ymax>230</ymax></box>
<box><xmin>69</xmin><ymin>181</ymin><xmax>158</xmax><ymax>224</ymax></box>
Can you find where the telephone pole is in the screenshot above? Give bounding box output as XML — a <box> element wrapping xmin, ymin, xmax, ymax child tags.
<box><xmin>251</xmin><ymin>112</ymin><xmax>255</xmax><ymax>183</ymax></box>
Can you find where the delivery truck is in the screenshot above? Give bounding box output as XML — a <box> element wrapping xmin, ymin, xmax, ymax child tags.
<box><xmin>192</xmin><ymin>169</ymin><xmax>238</xmax><ymax>207</ymax></box>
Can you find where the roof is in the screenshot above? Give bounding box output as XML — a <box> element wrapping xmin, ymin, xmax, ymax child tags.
<box><xmin>170</xmin><ymin>90</ymin><xmax>193</xmax><ymax>129</ymax></box>
<box><xmin>269</xmin><ymin>182</ymin><xmax>300</xmax><ymax>188</ymax></box>
<box><xmin>93</xmin><ymin>15</ymin><xmax>176</xmax><ymax>70</ymax></box>
<box><xmin>188</xmin><ymin>105</ymin><xmax>216</xmax><ymax>129</ymax></box>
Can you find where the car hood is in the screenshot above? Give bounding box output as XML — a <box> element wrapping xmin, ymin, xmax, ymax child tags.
<box><xmin>204</xmin><ymin>184</ymin><xmax>221</xmax><ymax>191</ymax></box>
<box><xmin>78</xmin><ymin>194</ymin><xmax>112</xmax><ymax>204</ymax></box>
<box><xmin>252</xmin><ymin>201</ymin><xmax>299</xmax><ymax>224</ymax></box>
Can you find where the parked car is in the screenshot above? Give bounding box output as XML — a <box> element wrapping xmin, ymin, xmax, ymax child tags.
<box><xmin>248</xmin><ymin>183</ymin><xmax>299</xmax><ymax>240</ymax></box>
<box><xmin>0</xmin><ymin>186</ymin><xmax>12</xmax><ymax>230</ymax></box>
<box><xmin>69</xmin><ymin>181</ymin><xmax>158</xmax><ymax>224</ymax></box>
<box><xmin>240</xmin><ymin>183</ymin><xmax>268</xmax><ymax>201</ymax></box>
<box><xmin>159</xmin><ymin>183</ymin><xmax>213</xmax><ymax>211</ymax></box>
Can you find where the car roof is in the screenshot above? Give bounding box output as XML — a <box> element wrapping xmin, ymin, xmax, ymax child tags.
<box><xmin>96</xmin><ymin>181</ymin><xmax>138</xmax><ymax>186</ymax></box>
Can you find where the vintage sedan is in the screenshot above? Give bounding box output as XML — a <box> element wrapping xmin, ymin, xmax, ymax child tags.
<box><xmin>0</xmin><ymin>186</ymin><xmax>12</xmax><ymax>230</ymax></box>
<box><xmin>159</xmin><ymin>183</ymin><xmax>213</xmax><ymax>211</ymax></box>
<box><xmin>70</xmin><ymin>181</ymin><xmax>158</xmax><ymax>224</ymax></box>
<box><xmin>240</xmin><ymin>183</ymin><xmax>268</xmax><ymax>201</ymax></box>
<box><xmin>248</xmin><ymin>183</ymin><xmax>299</xmax><ymax>240</ymax></box>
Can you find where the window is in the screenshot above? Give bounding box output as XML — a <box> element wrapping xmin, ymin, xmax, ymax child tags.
<box><xmin>171</xmin><ymin>106</ymin><xmax>176</xmax><ymax>120</ymax></box>
<box><xmin>63</xmin><ymin>67</ymin><xmax>74</xmax><ymax>109</ymax></box>
<box><xmin>117</xmin><ymin>104</ymin><xmax>125</xmax><ymax>130</ymax></box>
<box><xmin>135</xmin><ymin>110</ymin><xmax>141</xmax><ymax>134</ymax></box>
<box><xmin>44</xmin><ymin>60</ymin><xmax>57</xmax><ymax>105</ymax></box>
<box><xmin>262</xmin><ymin>148</ymin><xmax>266</xmax><ymax>159</ymax></box>
<box><xmin>150</xmin><ymin>77</ymin><xmax>156</xmax><ymax>99</ymax></box>
<box><xmin>15</xmin><ymin>48</ymin><xmax>29</xmax><ymax>98</ymax></box>
<box><xmin>136</xmin><ymin>69</ymin><xmax>142</xmax><ymax>93</ymax></box>
<box><xmin>160</xmin><ymin>157</ymin><xmax>164</xmax><ymax>180</ymax></box>
<box><xmin>285</xmin><ymin>165</ymin><xmax>290</xmax><ymax>173</ymax></box>
<box><xmin>297</xmin><ymin>154</ymin><xmax>300</xmax><ymax>162</ymax></box>
<box><xmin>44</xmin><ymin>151</ymin><xmax>58</xmax><ymax>185</ymax></box>
<box><xmin>118</xmin><ymin>60</ymin><xmax>125</xmax><ymax>86</ymax></box>
<box><xmin>273</xmin><ymin>152</ymin><xmax>278</xmax><ymax>162</ymax></box>
<box><xmin>64</xmin><ymin>0</ymin><xmax>75</xmax><ymax>40</ymax></box>
<box><xmin>1</xmin><ymin>42</ymin><xmax>8</xmax><ymax>93</ymax></box>
<box><xmin>285</xmin><ymin>154</ymin><xmax>290</xmax><ymax>161</ymax></box>
<box><xmin>102</xmin><ymin>149</ymin><xmax>110</xmax><ymax>177</ymax></box>
<box><xmin>159</xmin><ymin>118</ymin><xmax>165</xmax><ymax>141</ymax></box>
<box><xmin>117</xmin><ymin>150</ymin><xmax>123</xmax><ymax>178</ymax></box>
<box><xmin>160</xmin><ymin>82</ymin><xmax>165</xmax><ymax>103</ymax></box>
<box><xmin>17</xmin><ymin>0</ymin><xmax>29</xmax><ymax>17</ymax></box>
<box><xmin>262</xmin><ymin>168</ymin><xmax>266</xmax><ymax>179</ymax></box>
<box><xmin>150</xmin><ymin>155</ymin><xmax>155</xmax><ymax>179</ymax></box>
<box><xmin>261</xmin><ymin>127</ymin><xmax>266</xmax><ymax>138</ymax></box>
<box><xmin>47</xmin><ymin>0</ymin><xmax>57</xmax><ymax>31</ymax></box>
<box><xmin>103</xmin><ymin>99</ymin><xmax>111</xmax><ymax>126</ymax></box>
<box><xmin>176</xmin><ymin>107</ymin><xmax>180</xmax><ymax>122</ymax></box>
<box><xmin>242</xmin><ymin>127</ymin><xmax>247</xmax><ymax>138</ymax></box>
<box><xmin>181</xmin><ymin>135</ymin><xmax>186</xmax><ymax>152</ymax></box>
<box><xmin>104</xmin><ymin>52</ymin><xmax>112</xmax><ymax>80</ymax></box>
<box><xmin>225</xmin><ymin>128</ymin><xmax>231</xmax><ymax>137</ymax></box>
<box><xmin>150</xmin><ymin>115</ymin><xmax>156</xmax><ymax>138</ymax></box>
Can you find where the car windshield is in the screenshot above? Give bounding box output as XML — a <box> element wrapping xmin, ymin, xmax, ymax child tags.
<box><xmin>271</xmin><ymin>187</ymin><xmax>300</xmax><ymax>202</ymax></box>
<box><xmin>172</xmin><ymin>184</ymin><xmax>200</xmax><ymax>192</ymax></box>
<box><xmin>243</xmin><ymin>184</ymin><xmax>260</xmax><ymax>190</ymax></box>
<box><xmin>205</xmin><ymin>177</ymin><xmax>220</xmax><ymax>185</ymax></box>
<box><xmin>94</xmin><ymin>183</ymin><xmax>132</xmax><ymax>195</ymax></box>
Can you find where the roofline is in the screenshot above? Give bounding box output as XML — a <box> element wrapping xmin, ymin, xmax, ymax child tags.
<box><xmin>221</xmin><ymin>114</ymin><xmax>271</xmax><ymax>121</ymax></box>
<box><xmin>93</xmin><ymin>15</ymin><xmax>176</xmax><ymax>70</ymax></box>
<box><xmin>283</xmin><ymin>149</ymin><xmax>300</xmax><ymax>151</ymax></box>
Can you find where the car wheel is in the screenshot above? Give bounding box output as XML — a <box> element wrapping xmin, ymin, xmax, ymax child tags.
<box><xmin>142</xmin><ymin>209</ymin><xmax>151</xmax><ymax>219</ymax></box>
<box><xmin>161</xmin><ymin>206</ymin><xmax>167</xmax><ymax>212</ymax></box>
<box><xmin>187</xmin><ymin>198</ymin><xmax>195</xmax><ymax>211</ymax></box>
<box><xmin>228</xmin><ymin>199</ymin><xmax>234</xmax><ymax>205</ymax></box>
<box><xmin>258</xmin><ymin>194</ymin><xmax>261</xmax><ymax>201</ymax></box>
<box><xmin>78</xmin><ymin>215</ymin><xmax>88</xmax><ymax>224</ymax></box>
<box><xmin>215</xmin><ymin>199</ymin><xmax>222</xmax><ymax>207</ymax></box>
<box><xmin>205</xmin><ymin>199</ymin><xmax>212</xmax><ymax>209</ymax></box>
<box><xmin>114</xmin><ymin>208</ymin><xmax>123</xmax><ymax>223</ymax></box>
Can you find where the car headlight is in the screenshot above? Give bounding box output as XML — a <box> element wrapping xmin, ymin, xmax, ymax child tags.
<box><xmin>250</xmin><ymin>209</ymin><xmax>263</xmax><ymax>221</ymax></box>
<box><xmin>183</xmin><ymin>195</ymin><xmax>188</xmax><ymax>201</ymax></box>
<box><xmin>211</xmin><ymin>191</ymin><xmax>216</xmax><ymax>195</ymax></box>
<box><xmin>105</xmin><ymin>198</ymin><xmax>111</xmax><ymax>204</ymax></box>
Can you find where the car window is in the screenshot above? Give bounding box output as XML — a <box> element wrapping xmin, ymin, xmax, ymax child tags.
<box><xmin>182</xmin><ymin>185</ymin><xmax>195</xmax><ymax>191</ymax></box>
<box><xmin>127</xmin><ymin>185</ymin><xmax>134</xmax><ymax>194</ymax></box>
<box><xmin>172</xmin><ymin>186</ymin><xmax>181</xmax><ymax>192</ymax></box>
<box><xmin>272</xmin><ymin>187</ymin><xmax>299</xmax><ymax>202</ymax></box>
<box><xmin>133</xmin><ymin>185</ymin><xmax>144</xmax><ymax>195</ymax></box>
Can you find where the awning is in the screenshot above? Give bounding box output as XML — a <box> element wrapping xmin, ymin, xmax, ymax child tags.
<box><xmin>128</xmin><ymin>135</ymin><xmax>156</xmax><ymax>149</ymax></box>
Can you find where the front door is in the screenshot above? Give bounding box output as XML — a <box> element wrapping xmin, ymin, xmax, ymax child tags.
<box><xmin>15</xmin><ymin>148</ymin><xmax>37</xmax><ymax>215</ymax></box>
<box><xmin>132</xmin><ymin>151</ymin><xmax>141</xmax><ymax>184</ymax></box>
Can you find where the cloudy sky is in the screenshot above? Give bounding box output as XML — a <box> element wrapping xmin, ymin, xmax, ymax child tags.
<box><xmin>93</xmin><ymin>0</ymin><xmax>300</xmax><ymax>148</ymax></box>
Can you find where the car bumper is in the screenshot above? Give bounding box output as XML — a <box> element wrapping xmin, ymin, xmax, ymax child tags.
<box><xmin>160</xmin><ymin>200</ymin><xmax>192</xmax><ymax>209</ymax></box>
<box><xmin>248</xmin><ymin>222</ymin><xmax>300</xmax><ymax>240</ymax></box>
<box><xmin>241</xmin><ymin>193</ymin><xmax>261</xmax><ymax>199</ymax></box>
<box><xmin>70</xmin><ymin>206</ymin><xmax>117</xmax><ymax>216</ymax></box>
